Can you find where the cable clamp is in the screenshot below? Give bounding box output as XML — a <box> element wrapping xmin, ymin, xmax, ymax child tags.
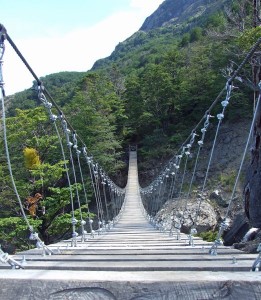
<box><xmin>217</xmin><ymin>113</ymin><xmax>224</xmax><ymax>120</ymax></box>
<box><xmin>221</xmin><ymin>100</ymin><xmax>229</xmax><ymax>107</ymax></box>
<box><xmin>72</xmin><ymin>218</ymin><xmax>78</xmax><ymax>225</ymax></box>
<box><xmin>50</xmin><ymin>114</ymin><xmax>58</xmax><ymax>122</ymax></box>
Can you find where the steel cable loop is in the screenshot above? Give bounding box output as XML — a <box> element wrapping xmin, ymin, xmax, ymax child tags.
<box><xmin>167</xmin><ymin>166</ymin><xmax>176</xmax><ymax>201</ymax></box>
<box><xmin>156</xmin><ymin>176</ymin><xmax>164</xmax><ymax>211</ymax></box>
<box><xmin>109</xmin><ymin>182</ymin><xmax>118</xmax><ymax>224</ymax></box>
<box><xmin>180</xmin><ymin>133</ymin><xmax>198</xmax><ymax>197</ymax></box>
<box><xmin>38</xmin><ymin>88</ymin><xmax>80</xmax><ymax>246</ymax></box>
<box><xmin>180</xmin><ymin>114</ymin><xmax>213</xmax><ymax>227</ymax></box>
<box><xmin>93</xmin><ymin>163</ymin><xmax>105</xmax><ymax>232</ymax></box>
<box><xmin>72</xmin><ymin>133</ymin><xmax>88</xmax><ymax>241</ymax></box>
<box><xmin>98</xmin><ymin>169</ymin><xmax>108</xmax><ymax>227</ymax></box>
<box><xmin>168</xmin><ymin>132</ymin><xmax>198</xmax><ymax>236</ymax></box>
<box><xmin>92</xmin><ymin>163</ymin><xmax>104</xmax><ymax>232</ymax></box>
<box><xmin>0</xmin><ymin>38</ymin><xmax>53</xmax><ymax>264</ymax></box>
<box><xmin>59</xmin><ymin>115</ymin><xmax>79</xmax><ymax>246</ymax></box>
<box><xmin>168</xmin><ymin>158</ymin><xmax>179</xmax><ymax>202</ymax></box>
<box><xmin>100</xmin><ymin>170</ymin><xmax>110</xmax><ymax>225</ymax></box>
<box><xmin>66</xmin><ymin>131</ymin><xmax>86</xmax><ymax>237</ymax></box>
<box><xmin>169</xmin><ymin>149</ymin><xmax>184</xmax><ymax>200</ymax></box>
<box><xmin>108</xmin><ymin>180</ymin><xmax>116</xmax><ymax>222</ymax></box>
<box><xmin>179</xmin><ymin>131</ymin><xmax>197</xmax><ymax>197</ymax></box>
<box><xmin>83</xmin><ymin>152</ymin><xmax>103</xmax><ymax>234</ymax></box>
<box><xmin>178</xmin><ymin>152</ymin><xmax>188</xmax><ymax>199</ymax></box>
<box><xmin>82</xmin><ymin>148</ymin><xmax>97</xmax><ymax>236</ymax></box>
<box><xmin>80</xmin><ymin>147</ymin><xmax>94</xmax><ymax>232</ymax></box>
<box><xmin>187</xmin><ymin>114</ymin><xmax>212</xmax><ymax>195</ymax></box>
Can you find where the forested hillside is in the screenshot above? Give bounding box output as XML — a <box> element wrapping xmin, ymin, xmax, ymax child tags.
<box><xmin>1</xmin><ymin>0</ymin><xmax>260</xmax><ymax>252</ymax></box>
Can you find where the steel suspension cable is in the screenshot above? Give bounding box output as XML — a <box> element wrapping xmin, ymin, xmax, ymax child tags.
<box><xmin>210</xmin><ymin>83</ymin><xmax>261</xmax><ymax>256</ymax></box>
<box><xmin>0</xmin><ymin>31</ymin><xmax>53</xmax><ymax>264</ymax></box>
<box><xmin>72</xmin><ymin>133</ymin><xmax>88</xmax><ymax>241</ymax></box>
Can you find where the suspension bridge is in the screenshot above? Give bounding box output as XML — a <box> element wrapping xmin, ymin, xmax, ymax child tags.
<box><xmin>0</xmin><ymin>150</ymin><xmax>260</xmax><ymax>299</ymax></box>
<box><xmin>1</xmin><ymin>24</ymin><xmax>261</xmax><ymax>299</ymax></box>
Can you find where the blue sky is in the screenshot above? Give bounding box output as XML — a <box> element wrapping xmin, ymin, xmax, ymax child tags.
<box><xmin>1</xmin><ymin>0</ymin><xmax>164</xmax><ymax>94</ymax></box>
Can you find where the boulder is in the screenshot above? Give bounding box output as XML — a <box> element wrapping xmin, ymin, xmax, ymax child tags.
<box><xmin>155</xmin><ymin>198</ymin><xmax>217</xmax><ymax>234</ymax></box>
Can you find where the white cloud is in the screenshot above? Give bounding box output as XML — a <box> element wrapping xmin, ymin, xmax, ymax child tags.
<box><xmin>3</xmin><ymin>1</ymin><xmax>165</xmax><ymax>95</ymax></box>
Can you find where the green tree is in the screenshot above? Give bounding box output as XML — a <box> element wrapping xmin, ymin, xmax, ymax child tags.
<box><xmin>0</xmin><ymin>106</ymin><xmax>90</xmax><ymax>249</ymax></box>
<box><xmin>190</xmin><ymin>27</ymin><xmax>203</xmax><ymax>42</ymax></box>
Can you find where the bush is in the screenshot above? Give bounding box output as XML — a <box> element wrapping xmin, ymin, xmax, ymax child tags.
<box><xmin>197</xmin><ymin>230</ymin><xmax>218</xmax><ymax>242</ymax></box>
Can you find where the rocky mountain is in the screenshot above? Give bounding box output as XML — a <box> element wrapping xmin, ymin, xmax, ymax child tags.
<box><xmin>93</xmin><ymin>0</ymin><xmax>229</xmax><ymax>71</ymax></box>
<box><xmin>140</xmin><ymin>0</ymin><xmax>227</xmax><ymax>31</ymax></box>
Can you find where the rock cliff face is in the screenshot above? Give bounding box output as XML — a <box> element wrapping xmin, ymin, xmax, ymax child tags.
<box><xmin>155</xmin><ymin>118</ymin><xmax>252</xmax><ymax>241</ymax></box>
<box><xmin>140</xmin><ymin>0</ymin><xmax>227</xmax><ymax>31</ymax></box>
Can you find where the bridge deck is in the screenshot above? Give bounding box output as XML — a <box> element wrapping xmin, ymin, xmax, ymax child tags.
<box><xmin>1</xmin><ymin>151</ymin><xmax>261</xmax><ymax>299</ymax></box>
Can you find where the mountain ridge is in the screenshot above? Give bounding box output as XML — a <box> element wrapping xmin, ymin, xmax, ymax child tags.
<box><xmin>92</xmin><ymin>0</ymin><xmax>228</xmax><ymax>71</ymax></box>
<box><xmin>139</xmin><ymin>0</ymin><xmax>227</xmax><ymax>31</ymax></box>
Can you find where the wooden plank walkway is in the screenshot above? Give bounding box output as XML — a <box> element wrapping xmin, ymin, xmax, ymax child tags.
<box><xmin>0</xmin><ymin>151</ymin><xmax>261</xmax><ymax>300</ymax></box>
